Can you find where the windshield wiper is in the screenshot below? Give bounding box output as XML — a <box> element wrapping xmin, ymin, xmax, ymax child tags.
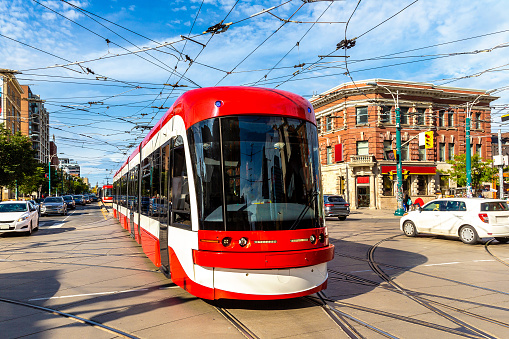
<box><xmin>289</xmin><ymin>190</ymin><xmax>319</xmax><ymax>230</ymax></box>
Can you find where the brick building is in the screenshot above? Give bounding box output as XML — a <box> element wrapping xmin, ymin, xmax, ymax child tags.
<box><xmin>311</xmin><ymin>79</ymin><xmax>498</xmax><ymax>210</ymax></box>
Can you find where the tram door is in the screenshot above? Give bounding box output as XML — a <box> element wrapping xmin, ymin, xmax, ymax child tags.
<box><xmin>159</xmin><ymin>140</ymin><xmax>171</xmax><ymax>277</ymax></box>
<box><xmin>129</xmin><ymin>165</ymin><xmax>139</xmax><ymax>239</ymax></box>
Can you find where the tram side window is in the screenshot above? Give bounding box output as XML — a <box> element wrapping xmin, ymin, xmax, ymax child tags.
<box><xmin>159</xmin><ymin>142</ymin><xmax>171</xmax><ymax>225</ymax></box>
<box><xmin>128</xmin><ymin>165</ymin><xmax>139</xmax><ymax>211</ymax></box>
<box><xmin>121</xmin><ymin>173</ymin><xmax>127</xmax><ymax>207</ymax></box>
<box><xmin>151</xmin><ymin>148</ymin><xmax>161</xmax><ymax>218</ymax></box>
<box><xmin>188</xmin><ymin>119</ymin><xmax>224</xmax><ymax>230</ymax></box>
<box><xmin>140</xmin><ymin>155</ymin><xmax>151</xmax><ymax>216</ymax></box>
<box><xmin>171</xmin><ymin>136</ymin><xmax>191</xmax><ymax>227</ymax></box>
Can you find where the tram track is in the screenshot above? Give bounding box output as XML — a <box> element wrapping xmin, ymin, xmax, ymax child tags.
<box><xmin>214</xmin><ymin>306</ymin><xmax>260</xmax><ymax>339</ymax></box>
<box><xmin>0</xmin><ymin>296</ymin><xmax>140</xmax><ymax>338</ymax></box>
<box><xmin>361</xmin><ymin>235</ymin><xmax>502</xmax><ymax>338</ymax></box>
<box><xmin>485</xmin><ymin>238</ymin><xmax>509</xmax><ymax>268</ymax></box>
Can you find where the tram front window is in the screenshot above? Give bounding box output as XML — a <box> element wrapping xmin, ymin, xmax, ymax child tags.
<box><xmin>189</xmin><ymin>116</ymin><xmax>323</xmax><ymax>231</ymax></box>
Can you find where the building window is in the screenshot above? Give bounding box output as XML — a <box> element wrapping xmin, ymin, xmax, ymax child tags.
<box><xmin>326</xmin><ymin>116</ymin><xmax>333</xmax><ymax>131</ymax></box>
<box><xmin>438</xmin><ymin>111</ymin><xmax>445</xmax><ymax>127</ymax></box>
<box><xmin>447</xmin><ymin>111</ymin><xmax>454</xmax><ymax>127</ymax></box>
<box><xmin>476</xmin><ymin>144</ymin><xmax>481</xmax><ymax>155</ymax></box>
<box><xmin>439</xmin><ymin>143</ymin><xmax>445</xmax><ymax>162</ymax></box>
<box><xmin>440</xmin><ymin>175</ymin><xmax>450</xmax><ymax>191</ymax></box>
<box><xmin>383</xmin><ymin>140</ymin><xmax>393</xmax><ymax>160</ymax></box>
<box><xmin>474</xmin><ymin>112</ymin><xmax>481</xmax><ymax>129</ymax></box>
<box><xmin>399</xmin><ymin>107</ymin><xmax>409</xmax><ymax>125</ymax></box>
<box><xmin>380</xmin><ymin>105</ymin><xmax>390</xmax><ymax>123</ymax></box>
<box><xmin>416</xmin><ymin>108</ymin><xmax>425</xmax><ymax>125</ymax></box>
<box><xmin>383</xmin><ymin>175</ymin><xmax>393</xmax><ymax>196</ymax></box>
<box><xmin>401</xmin><ymin>144</ymin><xmax>409</xmax><ymax>161</ymax></box>
<box><xmin>327</xmin><ymin>146</ymin><xmax>333</xmax><ymax>164</ymax></box>
<box><xmin>418</xmin><ymin>147</ymin><xmax>426</xmax><ymax>161</ymax></box>
<box><xmin>448</xmin><ymin>143</ymin><xmax>454</xmax><ymax>161</ymax></box>
<box><xmin>417</xmin><ymin>175</ymin><xmax>428</xmax><ymax>195</ymax></box>
<box><xmin>316</xmin><ymin>118</ymin><xmax>321</xmax><ymax>134</ymax></box>
<box><xmin>356</xmin><ymin>107</ymin><xmax>368</xmax><ymax>125</ymax></box>
<box><xmin>356</xmin><ymin>141</ymin><xmax>369</xmax><ymax>155</ymax></box>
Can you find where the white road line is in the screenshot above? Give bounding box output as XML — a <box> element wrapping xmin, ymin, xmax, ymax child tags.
<box><xmin>28</xmin><ymin>288</ymin><xmax>149</xmax><ymax>301</ymax></box>
<box><xmin>47</xmin><ymin>210</ymin><xmax>76</xmax><ymax>228</ymax></box>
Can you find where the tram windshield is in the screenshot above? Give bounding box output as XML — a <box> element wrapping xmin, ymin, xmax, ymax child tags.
<box><xmin>189</xmin><ymin>116</ymin><xmax>323</xmax><ymax>231</ymax></box>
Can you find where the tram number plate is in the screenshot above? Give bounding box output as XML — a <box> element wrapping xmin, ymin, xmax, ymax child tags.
<box><xmin>0</xmin><ymin>224</ymin><xmax>10</xmax><ymax>230</ymax></box>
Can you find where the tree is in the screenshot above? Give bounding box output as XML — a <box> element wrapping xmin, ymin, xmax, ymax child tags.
<box><xmin>0</xmin><ymin>124</ymin><xmax>38</xmax><ymax>188</ymax></box>
<box><xmin>18</xmin><ymin>165</ymin><xmax>46</xmax><ymax>197</ymax></box>
<box><xmin>444</xmin><ymin>154</ymin><xmax>497</xmax><ymax>191</ymax></box>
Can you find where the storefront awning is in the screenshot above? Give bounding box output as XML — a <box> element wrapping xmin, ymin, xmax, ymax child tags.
<box><xmin>381</xmin><ymin>165</ymin><xmax>436</xmax><ymax>175</ymax></box>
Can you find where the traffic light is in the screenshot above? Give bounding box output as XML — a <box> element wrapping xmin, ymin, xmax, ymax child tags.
<box><xmin>424</xmin><ymin>131</ymin><xmax>434</xmax><ymax>149</ymax></box>
<box><xmin>403</xmin><ymin>169</ymin><xmax>410</xmax><ymax>180</ymax></box>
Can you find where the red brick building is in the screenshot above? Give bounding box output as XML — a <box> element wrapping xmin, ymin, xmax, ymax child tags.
<box><xmin>311</xmin><ymin>79</ymin><xmax>498</xmax><ymax>210</ymax></box>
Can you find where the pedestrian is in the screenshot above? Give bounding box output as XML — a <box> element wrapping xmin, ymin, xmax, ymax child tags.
<box><xmin>403</xmin><ymin>192</ymin><xmax>411</xmax><ymax>212</ymax></box>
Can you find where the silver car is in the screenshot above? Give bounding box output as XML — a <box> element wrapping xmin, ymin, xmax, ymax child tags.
<box><xmin>324</xmin><ymin>195</ymin><xmax>350</xmax><ymax>220</ymax></box>
<box><xmin>40</xmin><ymin>197</ymin><xmax>67</xmax><ymax>216</ymax></box>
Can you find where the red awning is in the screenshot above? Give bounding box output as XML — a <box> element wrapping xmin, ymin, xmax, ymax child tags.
<box><xmin>381</xmin><ymin>165</ymin><xmax>436</xmax><ymax>175</ymax></box>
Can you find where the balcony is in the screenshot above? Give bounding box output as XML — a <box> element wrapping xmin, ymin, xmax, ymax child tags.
<box><xmin>350</xmin><ymin>154</ymin><xmax>375</xmax><ymax>163</ymax></box>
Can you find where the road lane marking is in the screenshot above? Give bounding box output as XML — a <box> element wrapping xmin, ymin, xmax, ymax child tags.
<box><xmin>28</xmin><ymin>288</ymin><xmax>149</xmax><ymax>301</ymax></box>
<box><xmin>45</xmin><ymin>210</ymin><xmax>76</xmax><ymax>228</ymax></box>
<box><xmin>101</xmin><ymin>207</ymin><xmax>108</xmax><ymax>220</ymax></box>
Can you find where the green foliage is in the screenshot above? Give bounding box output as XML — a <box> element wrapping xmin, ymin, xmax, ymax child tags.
<box><xmin>444</xmin><ymin>153</ymin><xmax>497</xmax><ymax>189</ymax></box>
<box><xmin>19</xmin><ymin>165</ymin><xmax>46</xmax><ymax>196</ymax></box>
<box><xmin>0</xmin><ymin>124</ymin><xmax>38</xmax><ymax>188</ymax></box>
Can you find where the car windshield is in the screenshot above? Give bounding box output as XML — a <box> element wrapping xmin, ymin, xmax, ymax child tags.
<box><xmin>63</xmin><ymin>196</ymin><xmax>73</xmax><ymax>201</ymax></box>
<box><xmin>0</xmin><ymin>203</ymin><xmax>27</xmax><ymax>212</ymax></box>
<box><xmin>44</xmin><ymin>197</ymin><xmax>62</xmax><ymax>203</ymax></box>
<box><xmin>189</xmin><ymin>116</ymin><xmax>322</xmax><ymax>231</ymax></box>
<box><xmin>327</xmin><ymin>196</ymin><xmax>345</xmax><ymax>203</ymax></box>
<box><xmin>74</xmin><ymin>195</ymin><xmax>83</xmax><ymax>199</ymax></box>
<box><xmin>481</xmin><ymin>202</ymin><xmax>509</xmax><ymax>211</ymax></box>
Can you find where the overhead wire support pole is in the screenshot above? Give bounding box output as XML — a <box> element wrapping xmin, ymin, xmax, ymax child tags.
<box><xmin>367</xmin><ymin>82</ymin><xmax>404</xmax><ymax>216</ymax></box>
<box><xmin>466</xmin><ymin>102</ymin><xmax>472</xmax><ymax>198</ymax></box>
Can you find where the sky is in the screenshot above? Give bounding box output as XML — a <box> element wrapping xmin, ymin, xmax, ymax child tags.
<box><xmin>1</xmin><ymin>0</ymin><xmax>509</xmax><ymax>187</ymax></box>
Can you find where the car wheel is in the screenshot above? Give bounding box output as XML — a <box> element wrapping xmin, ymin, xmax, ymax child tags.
<box><xmin>494</xmin><ymin>237</ymin><xmax>509</xmax><ymax>243</ymax></box>
<box><xmin>338</xmin><ymin>216</ymin><xmax>347</xmax><ymax>221</ymax></box>
<box><xmin>403</xmin><ymin>221</ymin><xmax>417</xmax><ymax>237</ymax></box>
<box><xmin>35</xmin><ymin>217</ymin><xmax>39</xmax><ymax>230</ymax></box>
<box><xmin>459</xmin><ymin>225</ymin><xmax>478</xmax><ymax>245</ymax></box>
<box><xmin>26</xmin><ymin>223</ymin><xmax>32</xmax><ymax>236</ymax></box>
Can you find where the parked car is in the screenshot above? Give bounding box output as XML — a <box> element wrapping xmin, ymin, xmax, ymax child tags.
<box><xmin>62</xmin><ymin>195</ymin><xmax>76</xmax><ymax>210</ymax></box>
<box><xmin>89</xmin><ymin>193</ymin><xmax>98</xmax><ymax>202</ymax></box>
<box><xmin>400</xmin><ymin>198</ymin><xmax>509</xmax><ymax>244</ymax></box>
<box><xmin>40</xmin><ymin>197</ymin><xmax>67</xmax><ymax>216</ymax></box>
<box><xmin>324</xmin><ymin>195</ymin><xmax>350</xmax><ymax>220</ymax></box>
<box><xmin>73</xmin><ymin>195</ymin><xmax>86</xmax><ymax>206</ymax></box>
<box><xmin>0</xmin><ymin>201</ymin><xmax>39</xmax><ymax>235</ymax></box>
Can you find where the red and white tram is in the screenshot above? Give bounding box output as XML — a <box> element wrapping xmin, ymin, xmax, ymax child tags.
<box><xmin>100</xmin><ymin>184</ymin><xmax>113</xmax><ymax>203</ymax></box>
<box><xmin>112</xmin><ymin>86</ymin><xmax>334</xmax><ymax>300</ymax></box>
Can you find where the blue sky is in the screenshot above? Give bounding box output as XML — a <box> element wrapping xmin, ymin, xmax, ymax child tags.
<box><xmin>1</xmin><ymin>0</ymin><xmax>509</xmax><ymax>186</ymax></box>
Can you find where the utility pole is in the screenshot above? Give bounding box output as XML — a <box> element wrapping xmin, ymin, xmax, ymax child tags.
<box><xmin>499</xmin><ymin>129</ymin><xmax>504</xmax><ymax>199</ymax></box>
<box><xmin>466</xmin><ymin>103</ymin><xmax>472</xmax><ymax>198</ymax></box>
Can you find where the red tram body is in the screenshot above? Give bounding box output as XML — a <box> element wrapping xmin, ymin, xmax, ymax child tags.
<box><xmin>101</xmin><ymin>184</ymin><xmax>113</xmax><ymax>203</ymax></box>
<box><xmin>112</xmin><ymin>87</ymin><xmax>334</xmax><ymax>300</ymax></box>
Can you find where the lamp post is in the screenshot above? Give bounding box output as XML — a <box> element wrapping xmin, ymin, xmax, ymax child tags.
<box><xmin>367</xmin><ymin>82</ymin><xmax>405</xmax><ymax>216</ymax></box>
<box><xmin>465</xmin><ymin>90</ymin><xmax>496</xmax><ymax>198</ymax></box>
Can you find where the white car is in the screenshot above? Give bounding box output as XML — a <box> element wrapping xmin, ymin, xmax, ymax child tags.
<box><xmin>400</xmin><ymin>198</ymin><xmax>509</xmax><ymax>244</ymax></box>
<box><xmin>0</xmin><ymin>201</ymin><xmax>40</xmax><ymax>236</ymax></box>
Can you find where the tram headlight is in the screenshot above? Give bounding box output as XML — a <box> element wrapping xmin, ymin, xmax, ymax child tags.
<box><xmin>221</xmin><ymin>237</ymin><xmax>232</xmax><ymax>247</ymax></box>
<box><xmin>239</xmin><ymin>237</ymin><xmax>248</xmax><ymax>247</ymax></box>
<box><xmin>309</xmin><ymin>235</ymin><xmax>316</xmax><ymax>244</ymax></box>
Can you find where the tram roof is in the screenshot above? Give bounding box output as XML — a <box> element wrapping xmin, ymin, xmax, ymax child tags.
<box><xmin>118</xmin><ymin>86</ymin><xmax>315</xmax><ymax>177</ymax></box>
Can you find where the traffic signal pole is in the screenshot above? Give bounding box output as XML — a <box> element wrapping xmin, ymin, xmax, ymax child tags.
<box><xmin>395</xmin><ymin>101</ymin><xmax>405</xmax><ymax>216</ymax></box>
<box><xmin>466</xmin><ymin>103</ymin><xmax>472</xmax><ymax>198</ymax></box>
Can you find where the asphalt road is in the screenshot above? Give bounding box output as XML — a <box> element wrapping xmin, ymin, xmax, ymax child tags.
<box><xmin>1</xmin><ymin>205</ymin><xmax>509</xmax><ymax>338</ymax></box>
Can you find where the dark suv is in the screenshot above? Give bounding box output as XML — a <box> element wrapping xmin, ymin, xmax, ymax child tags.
<box><xmin>62</xmin><ymin>195</ymin><xmax>76</xmax><ymax>210</ymax></box>
<box><xmin>324</xmin><ymin>195</ymin><xmax>350</xmax><ymax>220</ymax></box>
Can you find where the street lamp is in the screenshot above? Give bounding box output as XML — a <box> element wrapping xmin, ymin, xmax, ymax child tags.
<box><xmin>367</xmin><ymin>82</ymin><xmax>405</xmax><ymax>216</ymax></box>
<box><xmin>465</xmin><ymin>90</ymin><xmax>496</xmax><ymax>198</ymax></box>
